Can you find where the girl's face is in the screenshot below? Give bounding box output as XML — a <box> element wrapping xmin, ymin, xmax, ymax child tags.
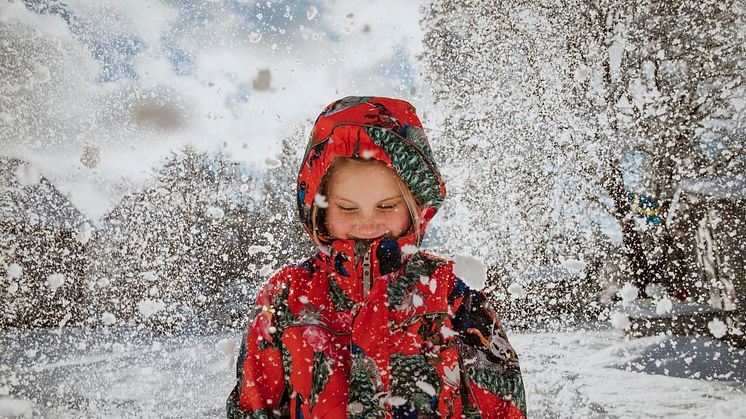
<box><xmin>325</xmin><ymin>159</ymin><xmax>412</xmax><ymax>240</ymax></box>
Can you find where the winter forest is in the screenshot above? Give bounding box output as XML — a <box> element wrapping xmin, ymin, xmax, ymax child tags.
<box><xmin>1</xmin><ymin>0</ymin><xmax>745</xmax><ymax>417</ymax></box>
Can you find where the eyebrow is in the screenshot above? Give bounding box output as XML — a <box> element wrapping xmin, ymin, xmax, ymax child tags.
<box><xmin>332</xmin><ymin>195</ymin><xmax>403</xmax><ymax>204</ymax></box>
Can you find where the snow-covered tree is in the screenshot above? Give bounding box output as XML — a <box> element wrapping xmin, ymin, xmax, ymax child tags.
<box><xmin>421</xmin><ymin>0</ymin><xmax>614</xmax><ymax>290</ymax></box>
<box><xmin>255</xmin><ymin>131</ymin><xmax>316</xmax><ymax>265</ymax></box>
<box><xmin>534</xmin><ymin>0</ymin><xmax>746</xmax><ymax>300</ymax></box>
<box><xmin>421</xmin><ymin>0</ymin><xmax>745</xmax><ymax>312</ymax></box>
<box><xmin>85</xmin><ymin>147</ymin><xmax>262</xmax><ymax>331</ymax></box>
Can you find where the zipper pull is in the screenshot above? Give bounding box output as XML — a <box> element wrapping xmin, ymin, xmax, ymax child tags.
<box><xmin>362</xmin><ymin>248</ymin><xmax>372</xmax><ymax>299</ymax></box>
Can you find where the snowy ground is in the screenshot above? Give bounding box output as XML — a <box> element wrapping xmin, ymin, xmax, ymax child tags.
<box><xmin>1</xmin><ymin>325</ymin><xmax>745</xmax><ymax>418</ymax></box>
<box><xmin>512</xmin><ymin>327</ymin><xmax>746</xmax><ymax>418</ymax></box>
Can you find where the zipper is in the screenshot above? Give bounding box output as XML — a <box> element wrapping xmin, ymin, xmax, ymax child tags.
<box><xmin>362</xmin><ymin>248</ymin><xmax>372</xmax><ymax>299</ymax></box>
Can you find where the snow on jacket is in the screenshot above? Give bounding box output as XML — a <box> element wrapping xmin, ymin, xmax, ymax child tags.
<box><xmin>227</xmin><ymin>96</ymin><xmax>526</xmax><ymax>418</ymax></box>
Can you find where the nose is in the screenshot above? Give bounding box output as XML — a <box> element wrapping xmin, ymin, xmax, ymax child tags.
<box><xmin>355</xmin><ymin>214</ymin><xmax>385</xmax><ymax>239</ymax></box>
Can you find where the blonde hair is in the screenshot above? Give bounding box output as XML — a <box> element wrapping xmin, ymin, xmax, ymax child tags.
<box><xmin>310</xmin><ymin>157</ymin><xmax>421</xmax><ymax>248</ymax></box>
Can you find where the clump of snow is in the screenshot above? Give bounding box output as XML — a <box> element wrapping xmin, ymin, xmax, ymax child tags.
<box><xmin>76</xmin><ymin>222</ymin><xmax>92</xmax><ymax>244</ymax></box>
<box><xmin>574</xmin><ymin>65</ymin><xmax>589</xmax><ymax>83</ymax></box>
<box><xmin>610</xmin><ymin>311</ymin><xmax>631</xmax><ymax>330</ymax></box>
<box><xmin>59</xmin><ymin>312</ymin><xmax>72</xmax><ymax>327</ymax></box>
<box><xmin>361</xmin><ymin>149</ymin><xmax>375</xmax><ymax>159</ymax></box>
<box><xmin>6</xmin><ymin>282</ymin><xmax>18</xmax><ymax>293</ymax></box>
<box><xmin>561</xmin><ymin>258</ymin><xmax>586</xmax><ymax>274</ymax></box>
<box><xmin>443</xmin><ymin>365</ymin><xmax>460</xmax><ymax>387</ymax></box>
<box><xmin>507</xmin><ymin>282</ymin><xmax>525</xmax><ymax>299</ymax></box>
<box><xmin>298</xmin><ymin>295</ymin><xmax>309</xmax><ymax>304</ymax></box>
<box><xmin>452</xmin><ymin>255</ymin><xmax>486</xmax><ymax>290</ymax></box>
<box><xmin>138</xmin><ymin>299</ymin><xmax>166</xmax><ymax>319</ymax></box>
<box><xmin>250</xmin><ymin>67</ymin><xmax>277</xmax><ymax>92</ymax></box>
<box><xmin>619</xmin><ymin>282</ymin><xmax>639</xmax><ymax>303</ymax></box>
<box><xmin>656</xmin><ymin>297</ymin><xmax>673</xmax><ymax>315</ymax></box>
<box><xmin>386</xmin><ymin>396</ymin><xmax>407</xmax><ymax>407</ymax></box>
<box><xmin>348</xmin><ymin>402</ymin><xmax>364</xmax><ymax>415</ymax></box>
<box><xmin>264</xmin><ymin>157</ymin><xmax>281</xmax><ymax>168</ymax></box>
<box><xmin>313</xmin><ymin>193</ymin><xmax>329</xmax><ymax>208</ymax></box>
<box><xmin>412</xmin><ymin>292</ymin><xmax>423</xmax><ymax>308</ymax></box>
<box><xmin>0</xmin><ymin>397</ymin><xmax>34</xmax><ymax>418</ymax></box>
<box><xmin>416</xmin><ymin>380</ymin><xmax>436</xmax><ymax>396</ymax></box>
<box><xmin>101</xmin><ymin>312</ymin><xmax>116</xmax><ymax>326</ymax></box>
<box><xmin>6</xmin><ymin>263</ymin><xmax>22</xmax><ymax>279</ymax></box>
<box><xmin>401</xmin><ymin>244</ymin><xmax>418</xmax><ymax>255</ymax></box>
<box><xmin>306</xmin><ymin>6</ymin><xmax>318</xmax><ymax>20</ymax></box>
<box><xmin>418</xmin><ymin>275</ymin><xmax>438</xmax><ymax>293</ymax></box>
<box><xmin>428</xmin><ymin>278</ymin><xmax>437</xmax><ymax>294</ymax></box>
<box><xmin>141</xmin><ymin>271</ymin><xmax>158</xmax><ymax>282</ymax></box>
<box><xmin>248</xmin><ymin>245</ymin><xmax>270</xmax><ymax>255</ymax></box>
<box><xmin>608</xmin><ymin>27</ymin><xmax>626</xmax><ymax>83</ymax></box>
<box><xmin>708</xmin><ymin>318</ymin><xmax>728</xmax><ymax>339</ymax></box>
<box><xmin>216</xmin><ymin>338</ymin><xmax>237</xmax><ymax>355</ymax></box>
<box><xmin>206</xmin><ymin>206</ymin><xmax>225</xmax><ymax>219</ymax></box>
<box><xmin>80</xmin><ymin>144</ymin><xmax>100</xmax><ymax>168</ymax></box>
<box><xmin>644</xmin><ymin>283</ymin><xmax>666</xmax><ymax>299</ymax></box>
<box><xmin>440</xmin><ymin>325</ymin><xmax>457</xmax><ymax>339</ymax></box>
<box><xmin>15</xmin><ymin>164</ymin><xmax>40</xmax><ymax>187</ymax></box>
<box><xmin>259</xmin><ymin>265</ymin><xmax>274</xmax><ymax>277</ymax></box>
<box><xmin>46</xmin><ymin>273</ymin><xmax>65</xmax><ymax>291</ymax></box>
<box><xmin>248</xmin><ymin>31</ymin><xmax>262</xmax><ymax>43</ymax></box>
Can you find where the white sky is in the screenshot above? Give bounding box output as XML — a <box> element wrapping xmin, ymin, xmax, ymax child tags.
<box><xmin>0</xmin><ymin>0</ymin><xmax>432</xmax><ymax>221</ymax></box>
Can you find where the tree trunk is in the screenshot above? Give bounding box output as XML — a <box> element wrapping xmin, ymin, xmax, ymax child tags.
<box><xmin>604</xmin><ymin>158</ymin><xmax>653</xmax><ymax>293</ymax></box>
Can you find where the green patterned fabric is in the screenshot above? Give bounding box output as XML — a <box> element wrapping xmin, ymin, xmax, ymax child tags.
<box><xmin>388</xmin><ymin>253</ymin><xmax>446</xmax><ymax>307</ymax></box>
<box><xmin>319</xmin><ymin>96</ymin><xmax>374</xmax><ymax>118</ymax></box>
<box><xmin>327</xmin><ymin>275</ymin><xmax>355</xmax><ymax>311</ymax></box>
<box><xmin>348</xmin><ymin>353</ymin><xmax>385</xmax><ymax>418</ymax></box>
<box><xmin>467</xmin><ymin>368</ymin><xmax>526</xmax><ymax>416</ymax></box>
<box><xmin>364</xmin><ymin>126</ymin><xmax>444</xmax><ymax>208</ymax></box>
<box><xmin>310</xmin><ymin>351</ymin><xmax>332</xmax><ymax>411</ymax></box>
<box><xmin>390</xmin><ymin>353</ymin><xmax>442</xmax><ymax>414</ymax></box>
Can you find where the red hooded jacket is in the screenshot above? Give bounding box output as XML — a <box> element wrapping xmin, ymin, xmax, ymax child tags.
<box><xmin>227</xmin><ymin>97</ymin><xmax>526</xmax><ymax>418</ymax></box>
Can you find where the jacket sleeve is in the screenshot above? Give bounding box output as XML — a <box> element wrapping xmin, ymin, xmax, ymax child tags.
<box><xmin>227</xmin><ymin>273</ymin><xmax>290</xmax><ymax>418</ymax></box>
<box><xmin>449</xmin><ymin>278</ymin><xmax>526</xmax><ymax>419</ymax></box>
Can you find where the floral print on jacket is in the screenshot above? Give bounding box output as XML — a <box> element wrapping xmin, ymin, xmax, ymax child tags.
<box><xmin>227</xmin><ymin>97</ymin><xmax>525</xmax><ymax>418</ymax></box>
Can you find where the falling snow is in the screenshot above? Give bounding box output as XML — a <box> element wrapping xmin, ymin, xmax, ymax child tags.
<box><xmin>1</xmin><ymin>0</ymin><xmax>745</xmax><ymax>417</ymax></box>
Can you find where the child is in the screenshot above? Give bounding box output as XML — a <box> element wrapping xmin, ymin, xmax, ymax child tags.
<box><xmin>227</xmin><ymin>97</ymin><xmax>525</xmax><ymax>418</ymax></box>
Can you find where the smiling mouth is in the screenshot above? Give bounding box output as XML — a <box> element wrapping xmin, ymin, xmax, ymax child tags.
<box><xmin>348</xmin><ymin>233</ymin><xmax>394</xmax><ymax>241</ymax></box>
<box><xmin>348</xmin><ymin>235</ymin><xmax>384</xmax><ymax>241</ymax></box>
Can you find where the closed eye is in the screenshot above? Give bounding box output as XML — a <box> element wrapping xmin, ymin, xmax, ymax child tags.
<box><xmin>378</xmin><ymin>202</ymin><xmax>401</xmax><ymax>210</ymax></box>
<box><xmin>337</xmin><ymin>205</ymin><xmax>357</xmax><ymax>212</ymax></box>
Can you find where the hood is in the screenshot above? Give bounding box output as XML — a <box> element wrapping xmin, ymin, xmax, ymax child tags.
<box><xmin>296</xmin><ymin>96</ymin><xmax>446</xmax><ymax>249</ymax></box>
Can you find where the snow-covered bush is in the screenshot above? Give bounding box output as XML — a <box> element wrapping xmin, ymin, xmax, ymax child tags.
<box><xmin>1</xmin><ymin>158</ymin><xmax>89</xmax><ymax>328</ymax></box>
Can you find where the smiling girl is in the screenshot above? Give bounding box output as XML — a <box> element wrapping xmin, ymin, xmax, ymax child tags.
<box><xmin>227</xmin><ymin>96</ymin><xmax>525</xmax><ymax>418</ymax></box>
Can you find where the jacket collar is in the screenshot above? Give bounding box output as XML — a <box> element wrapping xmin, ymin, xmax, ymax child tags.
<box><xmin>315</xmin><ymin>230</ymin><xmax>419</xmax><ymax>302</ymax></box>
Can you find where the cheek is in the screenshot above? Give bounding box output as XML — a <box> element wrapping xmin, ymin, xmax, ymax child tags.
<box><xmin>324</xmin><ymin>209</ymin><xmax>350</xmax><ymax>235</ymax></box>
<box><xmin>388</xmin><ymin>207</ymin><xmax>412</xmax><ymax>234</ymax></box>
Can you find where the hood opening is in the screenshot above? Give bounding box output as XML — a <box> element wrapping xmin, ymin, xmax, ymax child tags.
<box><xmin>296</xmin><ymin>96</ymin><xmax>446</xmax><ymax>251</ymax></box>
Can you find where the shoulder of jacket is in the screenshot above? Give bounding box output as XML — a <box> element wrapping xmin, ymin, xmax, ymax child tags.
<box><xmin>415</xmin><ymin>253</ymin><xmax>489</xmax><ymax>297</ymax></box>
<box><xmin>258</xmin><ymin>257</ymin><xmax>316</xmax><ymax>296</ymax></box>
<box><xmin>267</xmin><ymin>264</ymin><xmax>311</xmax><ymax>285</ymax></box>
